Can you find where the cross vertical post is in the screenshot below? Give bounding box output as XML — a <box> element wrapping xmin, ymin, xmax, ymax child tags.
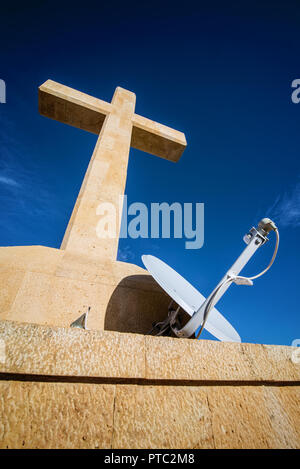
<box><xmin>60</xmin><ymin>87</ymin><xmax>136</xmax><ymax>260</ymax></box>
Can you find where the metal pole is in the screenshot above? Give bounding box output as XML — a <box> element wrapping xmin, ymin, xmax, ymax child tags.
<box><xmin>174</xmin><ymin>228</ymin><xmax>267</xmax><ymax>338</ymax></box>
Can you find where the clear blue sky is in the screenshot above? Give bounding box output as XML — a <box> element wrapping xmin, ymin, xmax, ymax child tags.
<box><xmin>0</xmin><ymin>1</ymin><xmax>299</xmax><ymax>345</ymax></box>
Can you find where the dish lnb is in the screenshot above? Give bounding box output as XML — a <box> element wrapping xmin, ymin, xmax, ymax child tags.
<box><xmin>258</xmin><ymin>218</ymin><xmax>277</xmax><ymax>235</ymax></box>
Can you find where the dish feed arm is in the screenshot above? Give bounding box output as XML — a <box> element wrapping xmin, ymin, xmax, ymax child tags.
<box><xmin>173</xmin><ymin>219</ymin><xmax>277</xmax><ymax>339</ymax></box>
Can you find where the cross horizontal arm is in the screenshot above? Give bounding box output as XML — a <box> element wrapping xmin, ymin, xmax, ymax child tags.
<box><xmin>39</xmin><ymin>79</ymin><xmax>112</xmax><ymax>134</ymax></box>
<box><xmin>39</xmin><ymin>79</ymin><xmax>187</xmax><ymax>162</ymax></box>
<box><xmin>131</xmin><ymin>114</ymin><xmax>186</xmax><ymax>162</ymax></box>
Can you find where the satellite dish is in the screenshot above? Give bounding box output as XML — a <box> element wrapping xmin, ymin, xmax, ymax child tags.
<box><xmin>142</xmin><ymin>255</ymin><xmax>241</xmax><ymax>343</ymax></box>
<box><xmin>141</xmin><ymin>218</ymin><xmax>279</xmax><ymax>342</ymax></box>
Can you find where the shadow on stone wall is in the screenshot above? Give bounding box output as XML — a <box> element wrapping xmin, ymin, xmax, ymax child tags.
<box><xmin>104</xmin><ymin>274</ymin><xmax>171</xmax><ymax>334</ymax></box>
<box><xmin>104</xmin><ymin>274</ymin><xmax>191</xmax><ymax>336</ymax></box>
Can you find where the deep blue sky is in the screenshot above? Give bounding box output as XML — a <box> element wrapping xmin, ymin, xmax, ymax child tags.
<box><xmin>0</xmin><ymin>1</ymin><xmax>299</xmax><ymax>345</ymax></box>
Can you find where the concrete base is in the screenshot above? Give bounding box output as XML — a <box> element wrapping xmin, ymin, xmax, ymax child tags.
<box><xmin>0</xmin><ymin>320</ymin><xmax>299</xmax><ymax>449</ymax></box>
<box><xmin>0</xmin><ymin>246</ymin><xmax>171</xmax><ymax>334</ymax></box>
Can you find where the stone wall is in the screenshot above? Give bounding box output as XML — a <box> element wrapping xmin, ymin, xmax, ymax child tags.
<box><xmin>0</xmin><ymin>246</ymin><xmax>171</xmax><ymax>334</ymax></box>
<box><xmin>0</xmin><ymin>320</ymin><xmax>299</xmax><ymax>449</ymax></box>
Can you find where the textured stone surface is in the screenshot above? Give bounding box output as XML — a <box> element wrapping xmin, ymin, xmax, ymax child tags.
<box><xmin>0</xmin><ymin>269</ymin><xmax>25</xmax><ymax>314</ymax></box>
<box><xmin>2</xmin><ymin>80</ymin><xmax>298</xmax><ymax>449</ymax></box>
<box><xmin>0</xmin><ymin>320</ymin><xmax>299</xmax><ymax>383</ymax></box>
<box><xmin>0</xmin><ymin>320</ymin><xmax>299</xmax><ymax>449</ymax></box>
<box><xmin>0</xmin><ymin>381</ymin><xmax>115</xmax><ymax>449</ymax></box>
<box><xmin>39</xmin><ymin>79</ymin><xmax>112</xmax><ymax>134</ymax></box>
<box><xmin>39</xmin><ymin>80</ymin><xmax>186</xmax><ymax>161</ymax></box>
<box><xmin>0</xmin><ymin>320</ymin><xmax>145</xmax><ymax>379</ymax></box>
<box><xmin>265</xmin><ymin>386</ymin><xmax>300</xmax><ymax>447</ymax></box>
<box><xmin>112</xmin><ymin>385</ymin><xmax>214</xmax><ymax>449</ymax></box>
<box><xmin>208</xmin><ymin>385</ymin><xmax>300</xmax><ymax>449</ymax></box>
<box><xmin>0</xmin><ymin>81</ymin><xmax>186</xmax><ymax>332</ymax></box>
<box><xmin>0</xmin><ymin>245</ymin><xmax>63</xmax><ymax>274</ymax></box>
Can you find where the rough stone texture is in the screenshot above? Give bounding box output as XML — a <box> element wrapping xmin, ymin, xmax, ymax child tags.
<box><xmin>0</xmin><ymin>320</ymin><xmax>299</xmax><ymax>448</ymax></box>
<box><xmin>0</xmin><ymin>320</ymin><xmax>145</xmax><ymax>379</ymax></box>
<box><xmin>0</xmin><ymin>320</ymin><xmax>299</xmax><ymax>383</ymax></box>
<box><xmin>0</xmin><ymin>81</ymin><xmax>187</xmax><ymax>332</ymax></box>
<box><xmin>39</xmin><ymin>80</ymin><xmax>186</xmax><ymax>161</ymax></box>
<box><xmin>112</xmin><ymin>385</ymin><xmax>214</xmax><ymax>449</ymax></box>
<box><xmin>145</xmin><ymin>336</ymin><xmax>300</xmax><ymax>382</ymax></box>
<box><xmin>0</xmin><ymin>381</ymin><xmax>115</xmax><ymax>449</ymax></box>
<box><xmin>206</xmin><ymin>385</ymin><xmax>300</xmax><ymax>449</ymax></box>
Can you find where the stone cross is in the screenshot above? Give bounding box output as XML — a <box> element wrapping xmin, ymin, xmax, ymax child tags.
<box><xmin>39</xmin><ymin>80</ymin><xmax>187</xmax><ymax>260</ymax></box>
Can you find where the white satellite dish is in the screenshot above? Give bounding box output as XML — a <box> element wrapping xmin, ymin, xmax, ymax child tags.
<box><xmin>142</xmin><ymin>254</ymin><xmax>241</xmax><ymax>342</ymax></box>
<box><xmin>142</xmin><ymin>218</ymin><xmax>279</xmax><ymax>343</ymax></box>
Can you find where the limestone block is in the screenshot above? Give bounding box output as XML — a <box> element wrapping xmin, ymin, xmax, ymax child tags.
<box><xmin>112</xmin><ymin>385</ymin><xmax>214</xmax><ymax>449</ymax></box>
<box><xmin>131</xmin><ymin>114</ymin><xmax>187</xmax><ymax>162</ymax></box>
<box><xmin>0</xmin><ymin>381</ymin><xmax>115</xmax><ymax>449</ymax></box>
<box><xmin>0</xmin><ymin>246</ymin><xmax>170</xmax><ymax>334</ymax></box>
<box><xmin>1</xmin><ymin>380</ymin><xmax>299</xmax><ymax>448</ymax></box>
<box><xmin>145</xmin><ymin>336</ymin><xmax>251</xmax><ymax>381</ymax></box>
<box><xmin>207</xmin><ymin>385</ymin><xmax>300</xmax><ymax>449</ymax></box>
<box><xmin>264</xmin><ymin>386</ymin><xmax>300</xmax><ymax>447</ymax></box>
<box><xmin>1</xmin><ymin>320</ymin><xmax>299</xmax><ymax>383</ymax></box>
<box><xmin>0</xmin><ymin>321</ymin><xmax>299</xmax><ymax>449</ymax></box>
<box><xmin>0</xmin><ymin>321</ymin><xmax>145</xmax><ymax>379</ymax></box>
<box><xmin>39</xmin><ymin>79</ymin><xmax>111</xmax><ymax>135</ymax></box>
<box><xmin>240</xmin><ymin>342</ymin><xmax>300</xmax><ymax>382</ymax></box>
<box><xmin>145</xmin><ymin>335</ymin><xmax>300</xmax><ymax>382</ymax></box>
